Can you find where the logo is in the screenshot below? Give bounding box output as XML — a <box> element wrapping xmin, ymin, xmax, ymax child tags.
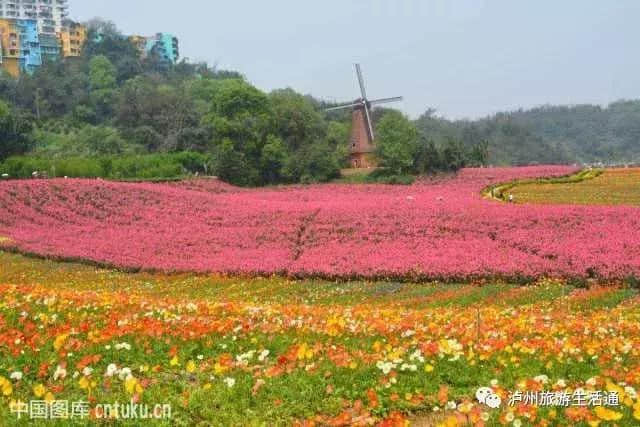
<box><xmin>476</xmin><ymin>387</ymin><xmax>502</xmax><ymax>409</ymax></box>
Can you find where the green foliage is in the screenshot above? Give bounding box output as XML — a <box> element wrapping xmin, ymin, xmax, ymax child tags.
<box><xmin>414</xmin><ymin>102</ymin><xmax>640</xmax><ymax>165</ymax></box>
<box><xmin>0</xmin><ymin>101</ymin><xmax>34</xmax><ymax>161</ymax></box>
<box><xmin>0</xmin><ymin>152</ymin><xmax>210</xmax><ymax>179</ymax></box>
<box><xmin>89</xmin><ymin>55</ymin><xmax>118</xmax><ymax>120</ymax></box>
<box><xmin>375</xmin><ymin>110</ymin><xmax>418</xmax><ymax>174</ymax></box>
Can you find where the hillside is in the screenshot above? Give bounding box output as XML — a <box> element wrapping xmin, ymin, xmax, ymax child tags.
<box><xmin>415</xmin><ymin>100</ymin><xmax>640</xmax><ymax>165</ymax></box>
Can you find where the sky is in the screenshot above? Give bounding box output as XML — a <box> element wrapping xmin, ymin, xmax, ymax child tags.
<box><xmin>69</xmin><ymin>0</ymin><xmax>640</xmax><ymax>120</ymax></box>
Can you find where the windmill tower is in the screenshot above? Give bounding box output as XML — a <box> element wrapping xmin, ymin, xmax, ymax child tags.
<box><xmin>326</xmin><ymin>64</ymin><xmax>403</xmax><ymax>168</ymax></box>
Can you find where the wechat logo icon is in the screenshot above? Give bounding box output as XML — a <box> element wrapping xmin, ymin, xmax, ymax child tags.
<box><xmin>476</xmin><ymin>387</ymin><xmax>502</xmax><ymax>409</ymax></box>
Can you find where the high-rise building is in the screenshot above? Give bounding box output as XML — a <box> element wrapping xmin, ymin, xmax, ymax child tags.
<box><xmin>59</xmin><ymin>19</ymin><xmax>85</xmax><ymax>57</ymax></box>
<box><xmin>0</xmin><ymin>0</ymin><xmax>69</xmax><ymax>35</ymax></box>
<box><xmin>130</xmin><ymin>32</ymin><xmax>179</xmax><ymax>64</ymax></box>
<box><xmin>0</xmin><ymin>18</ymin><xmax>41</xmax><ymax>76</ymax></box>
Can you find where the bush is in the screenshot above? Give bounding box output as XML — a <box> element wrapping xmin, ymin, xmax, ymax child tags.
<box><xmin>0</xmin><ymin>152</ymin><xmax>211</xmax><ymax>180</ymax></box>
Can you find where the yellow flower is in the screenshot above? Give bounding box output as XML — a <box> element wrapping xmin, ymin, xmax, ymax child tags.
<box><xmin>203</xmin><ymin>383</ymin><xmax>212</xmax><ymax>390</ymax></box>
<box><xmin>348</xmin><ymin>361</ymin><xmax>357</xmax><ymax>369</ymax></box>
<box><xmin>0</xmin><ymin>377</ymin><xmax>13</xmax><ymax>396</ymax></box>
<box><xmin>605</xmin><ymin>381</ymin><xmax>626</xmax><ymax>400</ymax></box>
<box><xmin>594</xmin><ymin>406</ymin><xmax>623</xmax><ymax>421</ymax></box>
<box><xmin>53</xmin><ymin>334</ymin><xmax>69</xmax><ymax>351</ymax></box>
<box><xmin>633</xmin><ymin>402</ymin><xmax>640</xmax><ymax>421</ymax></box>
<box><xmin>125</xmin><ymin>377</ymin><xmax>143</xmax><ymax>395</ymax></box>
<box><xmin>213</xmin><ymin>363</ymin><xmax>228</xmax><ymax>375</ymax></box>
<box><xmin>44</xmin><ymin>392</ymin><xmax>54</xmax><ymax>402</ymax></box>
<box><xmin>78</xmin><ymin>377</ymin><xmax>96</xmax><ymax>391</ymax></box>
<box><xmin>296</xmin><ymin>343</ymin><xmax>313</xmax><ymax>360</ymax></box>
<box><xmin>33</xmin><ymin>384</ymin><xmax>46</xmax><ymax>398</ymax></box>
<box><xmin>424</xmin><ymin>364</ymin><xmax>434</xmax><ymax>373</ymax></box>
<box><xmin>186</xmin><ymin>360</ymin><xmax>196</xmax><ymax>373</ymax></box>
<box><xmin>169</xmin><ymin>356</ymin><xmax>179</xmax><ymax>367</ymax></box>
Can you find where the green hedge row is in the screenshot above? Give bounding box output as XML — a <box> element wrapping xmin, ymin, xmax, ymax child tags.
<box><xmin>0</xmin><ymin>152</ymin><xmax>212</xmax><ymax>180</ymax></box>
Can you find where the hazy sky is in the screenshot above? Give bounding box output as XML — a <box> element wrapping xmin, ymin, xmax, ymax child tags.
<box><xmin>69</xmin><ymin>0</ymin><xmax>640</xmax><ymax>119</ymax></box>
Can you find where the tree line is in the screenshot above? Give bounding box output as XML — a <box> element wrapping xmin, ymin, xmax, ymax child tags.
<box><xmin>0</xmin><ymin>19</ymin><xmax>638</xmax><ymax>186</ymax></box>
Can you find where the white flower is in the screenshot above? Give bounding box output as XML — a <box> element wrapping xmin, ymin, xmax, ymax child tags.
<box><xmin>115</xmin><ymin>342</ymin><xmax>131</xmax><ymax>351</ymax></box>
<box><xmin>400</xmin><ymin>363</ymin><xmax>417</xmax><ymax>372</ymax></box>
<box><xmin>513</xmin><ymin>419</ymin><xmax>522</xmax><ymax>427</ymax></box>
<box><xmin>82</xmin><ymin>367</ymin><xmax>93</xmax><ymax>377</ymax></box>
<box><xmin>104</xmin><ymin>345</ymin><xmax>111</xmax><ymax>350</ymax></box>
<box><xmin>53</xmin><ymin>365</ymin><xmax>67</xmax><ymax>381</ymax></box>
<box><xmin>586</xmin><ymin>377</ymin><xmax>597</xmax><ymax>386</ymax></box>
<box><xmin>409</xmin><ymin>350</ymin><xmax>424</xmax><ymax>363</ymax></box>
<box><xmin>223</xmin><ymin>377</ymin><xmax>235</xmax><ymax>388</ymax></box>
<box><xmin>9</xmin><ymin>371</ymin><xmax>22</xmax><ymax>381</ymax></box>
<box><xmin>445</xmin><ymin>401</ymin><xmax>457</xmax><ymax>410</ymax></box>
<box><xmin>105</xmin><ymin>363</ymin><xmax>118</xmax><ymax>377</ymax></box>
<box><xmin>258</xmin><ymin>349</ymin><xmax>270</xmax><ymax>362</ymax></box>
<box><xmin>490</xmin><ymin>379</ymin><xmax>499</xmax><ymax>387</ymax></box>
<box><xmin>376</xmin><ymin>361</ymin><xmax>396</xmax><ymax>375</ymax></box>
<box><xmin>554</xmin><ymin>379</ymin><xmax>566</xmax><ymax>388</ymax></box>
<box><xmin>72</xmin><ymin>371</ymin><xmax>79</xmax><ymax>379</ymax></box>
<box><xmin>197</xmin><ymin>354</ymin><xmax>204</xmax><ymax>360</ymax></box>
<box><xmin>401</xmin><ymin>329</ymin><xmax>415</xmax><ymax>338</ymax></box>
<box><xmin>534</xmin><ymin>375</ymin><xmax>549</xmax><ymax>384</ymax></box>
<box><xmin>119</xmin><ymin>367</ymin><xmax>132</xmax><ymax>380</ymax></box>
<box><xmin>624</xmin><ymin>386</ymin><xmax>637</xmax><ymax>399</ymax></box>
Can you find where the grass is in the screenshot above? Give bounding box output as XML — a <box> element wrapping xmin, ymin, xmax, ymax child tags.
<box><xmin>508</xmin><ymin>168</ymin><xmax>640</xmax><ymax>205</ymax></box>
<box><xmin>0</xmin><ymin>252</ymin><xmax>639</xmax><ymax>425</ymax></box>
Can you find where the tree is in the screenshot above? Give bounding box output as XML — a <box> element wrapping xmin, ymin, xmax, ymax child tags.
<box><xmin>260</xmin><ymin>135</ymin><xmax>287</xmax><ymax>184</ymax></box>
<box><xmin>414</xmin><ymin>137</ymin><xmax>442</xmax><ymax>173</ymax></box>
<box><xmin>268</xmin><ymin>88</ymin><xmax>325</xmax><ymax>151</ymax></box>
<box><xmin>375</xmin><ymin>110</ymin><xmax>418</xmax><ymax>174</ymax></box>
<box><xmin>468</xmin><ymin>139</ymin><xmax>489</xmax><ymax>167</ymax></box>
<box><xmin>441</xmin><ymin>138</ymin><xmax>466</xmax><ymax>171</ymax></box>
<box><xmin>0</xmin><ymin>101</ymin><xmax>33</xmax><ymax>161</ymax></box>
<box><xmin>88</xmin><ymin>55</ymin><xmax>117</xmax><ymax>120</ymax></box>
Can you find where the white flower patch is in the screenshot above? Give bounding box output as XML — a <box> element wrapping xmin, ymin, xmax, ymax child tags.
<box><xmin>53</xmin><ymin>365</ymin><xmax>67</xmax><ymax>381</ymax></box>
<box><xmin>408</xmin><ymin>349</ymin><xmax>424</xmax><ymax>363</ymax></box>
<box><xmin>105</xmin><ymin>363</ymin><xmax>119</xmax><ymax>377</ymax></box>
<box><xmin>376</xmin><ymin>361</ymin><xmax>397</xmax><ymax>375</ymax></box>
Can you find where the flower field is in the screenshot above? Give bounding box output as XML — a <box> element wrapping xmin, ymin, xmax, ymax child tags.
<box><xmin>0</xmin><ymin>252</ymin><xmax>639</xmax><ymax>425</ymax></box>
<box><xmin>509</xmin><ymin>168</ymin><xmax>640</xmax><ymax>206</ymax></box>
<box><xmin>1</xmin><ymin>166</ymin><xmax>639</xmax><ymax>280</ymax></box>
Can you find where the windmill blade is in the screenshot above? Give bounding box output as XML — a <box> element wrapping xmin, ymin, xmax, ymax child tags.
<box><xmin>325</xmin><ymin>102</ymin><xmax>360</xmax><ymax>112</ymax></box>
<box><xmin>355</xmin><ymin>63</ymin><xmax>368</xmax><ymax>101</ymax></box>
<box><xmin>363</xmin><ymin>104</ymin><xmax>375</xmax><ymax>141</ymax></box>
<box><xmin>369</xmin><ymin>96</ymin><xmax>403</xmax><ymax>106</ymax></box>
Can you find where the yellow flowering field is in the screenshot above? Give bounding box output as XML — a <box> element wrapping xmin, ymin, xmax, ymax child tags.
<box><xmin>509</xmin><ymin>168</ymin><xmax>640</xmax><ymax>206</ymax></box>
<box><xmin>0</xmin><ymin>252</ymin><xmax>639</xmax><ymax>426</ymax></box>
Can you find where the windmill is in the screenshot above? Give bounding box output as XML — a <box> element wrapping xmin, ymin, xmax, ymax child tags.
<box><xmin>326</xmin><ymin>64</ymin><xmax>403</xmax><ymax>168</ymax></box>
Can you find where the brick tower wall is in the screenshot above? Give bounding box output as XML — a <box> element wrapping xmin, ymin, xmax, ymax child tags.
<box><xmin>350</xmin><ymin>108</ymin><xmax>377</xmax><ymax>168</ymax></box>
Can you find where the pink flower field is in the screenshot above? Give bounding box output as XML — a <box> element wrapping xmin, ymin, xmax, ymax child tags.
<box><xmin>1</xmin><ymin>166</ymin><xmax>639</xmax><ymax>280</ymax></box>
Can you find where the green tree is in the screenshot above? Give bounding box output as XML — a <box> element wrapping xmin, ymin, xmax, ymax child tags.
<box><xmin>0</xmin><ymin>101</ymin><xmax>33</xmax><ymax>161</ymax></box>
<box><xmin>441</xmin><ymin>138</ymin><xmax>466</xmax><ymax>171</ymax></box>
<box><xmin>88</xmin><ymin>55</ymin><xmax>117</xmax><ymax>120</ymax></box>
<box><xmin>260</xmin><ymin>135</ymin><xmax>287</xmax><ymax>184</ymax></box>
<box><xmin>375</xmin><ymin>110</ymin><xmax>418</xmax><ymax>174</ymax></box>
<box><xmin>414</xmin><ymin>137</ymin><xmax>442</xmax><ymax>172</ymax></box>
